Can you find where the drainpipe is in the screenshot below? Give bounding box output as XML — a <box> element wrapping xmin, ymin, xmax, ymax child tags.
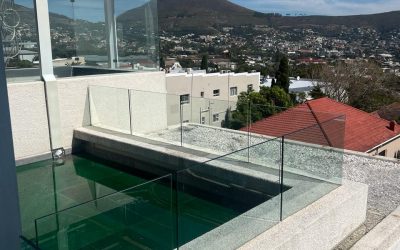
<box><xmin>0</xmin><ymin>35</ymin><xmax>21</xmax><ymax>250</ymax></box>
<box><xmin>34</xmin><ymin>0</ymin><xmax>64</xmax><ymax>156</ymax></box>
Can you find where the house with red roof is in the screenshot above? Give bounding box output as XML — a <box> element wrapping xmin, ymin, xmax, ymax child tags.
<box><xmin>242</xmin><ymin>97</ymin><xmax>400</xmax><ymax>158</ymax></box>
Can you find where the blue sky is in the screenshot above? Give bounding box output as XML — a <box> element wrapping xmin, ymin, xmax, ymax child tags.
<box><xmin>15</xmin><ymin>0</ymin><xmax>400</xmax><ymax>20</ymax></box>
<box><xmin>230</xmin><ymin>0</ymin><xmax>400</xmax><ymax>16</ymax></box>
<box><xmin>16</xmin><ymin>0</ymin><xmax>149</xmax><ymax>21</ymax></box>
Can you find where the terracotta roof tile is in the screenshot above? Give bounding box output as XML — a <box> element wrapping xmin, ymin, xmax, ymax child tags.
<box><xmin>241</xmin><ymin>97</ymin><xmax>400</xmax><ymax>152</ymax></box>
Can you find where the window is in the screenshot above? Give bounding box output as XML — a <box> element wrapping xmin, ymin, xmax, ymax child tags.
<box><xmin>200</xmin><ymin>91</ymin><xmax>204</xmax><ymax>98</ymax></box>
<box><xmin>247</xmin><ymin>84</ymin><xmax>253</xmax><ymax>92</ymax></box>
<box><xmin>378</xmin><ymin>150</ymin><xmax>386</xmax><ymax>157</ymax></box>
<box><xmin>213</xmin><ymin>114</ymin><xmax>219</xmax><ymax>122</ymax></box>
<box><xmin>201</xmin><ymin>117</ymin><xmax>206</xmax><ymax>124</ymax></box>
<box><xmin>213</xmin><ymin>89</ymin><xmax>220</xmax><ymax>96</ymax></box>
<box><xmin>230</xmin><ymin>87</ymin><xmax>237</xmax><ymax>96</ymax></box>
<box><xmin>180</xmin><ymin>94</ymin><xmax>190</xmax><ymax>104</ymax></box>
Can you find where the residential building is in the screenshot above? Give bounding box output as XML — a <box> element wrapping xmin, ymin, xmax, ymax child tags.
<box><xmin>261</xmin><ymin>77</ymin><xmax>315</xmax><ymax>99</ymax></box>
<box><xmin>372</xmin><ymin>102</ymin><xmax>400</xmax><ymax>124</ymax></box>
<box><xmin>243</xmin><ymin>97</ymin><xmax>400</xmax><ymax>158</ymax></box>
<box><xmin>166</xmin><ymin>72</ymin><xmax>260</xmax><ymax>126</ymax></box>
<box><xmin>166</xmin><ymin>72</ymin><xmax>260</xmax><ymax>100</ymax></box>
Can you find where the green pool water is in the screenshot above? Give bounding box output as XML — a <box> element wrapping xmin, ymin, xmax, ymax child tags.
<box><xmin>17</xmin><ymin>154</ymin><xmax>244</xmax><ymax>250</ymax></box>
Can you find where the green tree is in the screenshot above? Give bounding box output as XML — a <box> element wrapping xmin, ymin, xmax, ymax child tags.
<box><xmin>227</xmin><ymin>87</ymin><xmax>294</xmax><ymax>129</ymax></box>
<box><xmin>7</xmin><ymin>59</ymin><xmax>34</xmax><ymax>68</ymax></box>
<box><xmin>160</xmin><ymin>56</ymin><xmax>165</xmax><ymax>69</ymax></box>
<box><xmin>179</xmin><ymin>58</ymin><xmax>194</xmax><ymax>68</ymax></box>
<box><xmin>230</xmin><ymin>91</ymin><xmax>268</xmax><ymax>128</ymax></box>
<box><xmin>222</xmin><ymin>108</ymin><xmax>232</xmax><ymax>128</ymax></box>
<box><xmin>201</xmin><ymin>54</ymin><xmax>208</xmax><ymax>72</ymax></box>
<box><xmin>275</xmin><ymin>56</ymin><xmax>290</xmax><ymax>93</ymax></box>
<box><xmin>310</xmin><ymin>85</ymin><xmax>326</xmax><ymax>99</ymax></box>
<box><xmin>297</xmin><ymin>92</ymin><xmax>307</xmax><ymax>104</ymax></box>
<box><xmin>271</xmin><ymin>78</ymin><xmax>276</xmax><ymax>88</ymax></box>
<box><xmin>316</xmin><ymin>61</ymin><xmax>400</xmax><ymax>112</ymax></box>
<box><xmin>260</xmin><ymin>86</ymin><xmax>293</xmax><ymax>108</ymax></box>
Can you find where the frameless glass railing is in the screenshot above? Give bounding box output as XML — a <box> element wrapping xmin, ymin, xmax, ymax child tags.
<box><xmin>176</xmin><ymin>137</ymin><xmax>283</xmax><ymax>249</ymax></box>
<box><xmin>34</xmin><ymin>174</ymin><xmax>174</xmax><ymax>250</ymax></box>
<box><xmin>33</xmin><ymin>109</ymin><xmax>345</xmax><ymax>249</ymax></box>
<box><xmin>20</xmin><ymin>235</ymin><xmax>38</xmax><ymax>250</ymax></box>
<box><xmin>88</xmin><ymin>85</ymin><xmax>345</xmax><ymax>162</ymax></box>
<box><xmin>176</xmin><ymin>113</ymin><xmax>345</xmax><ymax>248</ymax></box>
<box><xmin>84</xmin><ymin>85</ymin><xmax>347</xmax><ymax>248</ymax></box>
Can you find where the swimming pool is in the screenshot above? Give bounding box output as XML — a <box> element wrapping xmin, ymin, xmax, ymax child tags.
<box><xmin>18</xmin><ymin>154</ymin><xmax>281</xmax><ymax>249</ymax></box>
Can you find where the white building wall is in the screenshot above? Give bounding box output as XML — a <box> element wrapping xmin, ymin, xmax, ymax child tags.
<box><xmin>166</xmin><ymin>72</ymin><xmax>260</xmax><ymax>100</ymax></box>
<box><xmin>166</xmin><ymin>72</ymin><xmax>260</xmax><ymax>126</ymax></box>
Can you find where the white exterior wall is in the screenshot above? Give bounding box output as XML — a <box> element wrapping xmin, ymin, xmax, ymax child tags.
<box><xmin>8</xmin><ymin>82</ymin><xmax>51</xmax><ymax>160</ymax></box>
<box><xmin>166</xmin><ymin>72</ymin><xmax>260</xmax><ymax>126</ymax></box>
<box><xmin>166</xmin><ymin>72</ymin><xmax>260</xmax><ymax>101</ymax></box>
<box><xmin>9</xmin><ymin>71</ymin><xmax>167</xmax><ymax>161</ymax></box>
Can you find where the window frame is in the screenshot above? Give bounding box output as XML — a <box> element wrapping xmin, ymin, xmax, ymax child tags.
<box><xmin>230</xmin><ymin>87</ymin><xmax>238</xmax><ymax>96</ymax></box>
<box><xmin>213</xmin><ymin>113</ymin><xmax>219</xmax><ymax>122</ymax></box>
<box><xmin>180</xmin><ymin>94</ymin><xmax>190</xmax><ymax>104</ymax></box>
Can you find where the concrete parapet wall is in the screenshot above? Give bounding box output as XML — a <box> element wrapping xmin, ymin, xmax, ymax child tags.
<box><xmin>57</xmin><ymin>71</ymin><xmax>167</xmax><ymax>149</ymax></box>
<box><xmin>9</xmin><ymin>71</ymin><xmax>167</xmax><ymax>162</ymax></box>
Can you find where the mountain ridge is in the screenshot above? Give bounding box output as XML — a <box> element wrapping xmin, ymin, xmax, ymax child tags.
<box><xmin>118</xmin><ymin>0</ymin><xmax>400</xmax><ymax>34</ymax></box>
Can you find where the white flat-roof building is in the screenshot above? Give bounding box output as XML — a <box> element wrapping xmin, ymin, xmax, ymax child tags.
<box><xmin>167</xmin><ymin>72</ymin><xmax>260</xmax><ymax>100</ymax></box>
<box><xmin>166</xmin><ymin>72</ymin><xmax>260</xmax><ymax>126</ymax></box>
<box><xmin>261</xmin><ymin>77</ymin><xmax>315</xmax><ymax>100</ymax></box>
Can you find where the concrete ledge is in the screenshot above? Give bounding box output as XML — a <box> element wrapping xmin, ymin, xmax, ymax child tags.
<box><xmin>239</xmin><ymin>180</ymin><xmax>368</xmax><ymax>250</ymax></box>
<box><xmin>351</xmin><ymin>205</ymin><xmax>400</xmax><ymax>250</ymax></box>
<box><xmin>15</xmin><ymin>152</ymin><xmax>52</xmax><ymax>166</ymax></box>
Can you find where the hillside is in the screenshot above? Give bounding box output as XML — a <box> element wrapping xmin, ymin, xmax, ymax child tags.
<box><xmin>13</xmin><ymin>0</ymin><xmax>400</xmax><ymax>36</ymax></box>
<box><xmin>271</xmin><ymin>11</ymin><xmax>400</xmax><ymax>33</ymax></box>
<box><xmin>15</xmin><ymin>4</ymin><xmax>72</xmax><ymax>29</ymax></box>
<box><xmin>118</xmin><ymin>0</ymin><xmax>400</xmax><ymax>34</ymax></box>
<box><xmin>118</xmin><ymin>0</ymin><xmax>268</xmax><ymax>34</ymax></box>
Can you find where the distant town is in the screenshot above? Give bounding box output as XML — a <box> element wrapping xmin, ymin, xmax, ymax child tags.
<box><xmin>160</xmin><ymin>24</ymin><xmax>400</xmax><ymax>77</ymax></box>
<box><xmin>8</xmin><ymin>3</ymin><xmax>400</xmax><ymax>79</ymax></box>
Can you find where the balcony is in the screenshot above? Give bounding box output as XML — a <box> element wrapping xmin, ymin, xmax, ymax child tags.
<box><xmin>14</xmin><ymin>81</ymin><xmax>367</xmax><ymax>249</ymax></box>
<box><xmin>1</xmin><ymin>1</ymin><xmax>396</xmax><ymax>250</ymax></box>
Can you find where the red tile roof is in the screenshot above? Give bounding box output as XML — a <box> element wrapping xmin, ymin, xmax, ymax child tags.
<box><xmin>241</xmin><ymin>97</ymin><xmax>400</xmax><ymax>152</ymax></box>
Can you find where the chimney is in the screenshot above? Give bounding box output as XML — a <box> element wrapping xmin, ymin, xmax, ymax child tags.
<box><xmin>389</xmin><ymin>120</ymin><xmax>396</xmax><ymax>131</ymax></box>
